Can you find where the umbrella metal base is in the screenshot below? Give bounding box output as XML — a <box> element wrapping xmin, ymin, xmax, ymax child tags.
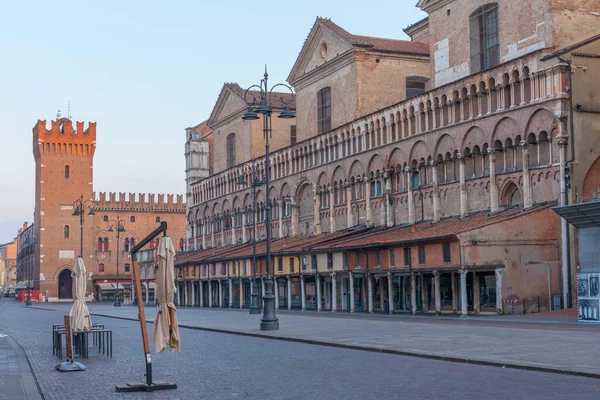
<box><xmin>115</xmin><ymin>382</ymin><xmax>177</xmax><ymax>392</ymax></box>
<box><xmin>56</xmin><ymin>361</ymin><xmax>86</xmax><ymax>372</ymax></box>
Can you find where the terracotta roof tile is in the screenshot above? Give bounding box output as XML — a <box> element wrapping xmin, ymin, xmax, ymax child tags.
<box><xmin>319</xmin><ymin>18</ymin><xmax>429</xmax><ymax>56</ymax></box>
<box><xmin>225</xmin><ymin>83</ymin><xmax>296</xmax><ymax>110</ymax></box>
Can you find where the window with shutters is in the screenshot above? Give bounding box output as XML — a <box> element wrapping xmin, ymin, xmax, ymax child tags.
<box><xmin>290</xmin><ymin>125</ymin><xmax>297</xmax><ymax>145</ymax></box>
<box><xmin>418</xmin><ymin>246</ymin><xmax>426</xmax><ymax>265</ymax></box>
<box><xmin>443</xmin><ymin>242</ymin><xmax>452</xmax><ymax>263</ymax></box>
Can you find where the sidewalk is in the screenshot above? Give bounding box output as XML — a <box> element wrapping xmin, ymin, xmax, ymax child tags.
<box><xmin>0</xmin><ymin>329</ymin><xmax>42</xmax><ymax>400</ymax></box>
<box><xmin>32</xmin><ymin>301</ymin><xmax>600</xmax><ymax>378</ymax></box>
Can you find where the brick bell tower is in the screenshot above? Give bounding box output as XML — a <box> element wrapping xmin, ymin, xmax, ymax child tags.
<box><xmin>33</xmin><ymin>118</ymin><xmax>96</xmax><ymax>300</ymax></box>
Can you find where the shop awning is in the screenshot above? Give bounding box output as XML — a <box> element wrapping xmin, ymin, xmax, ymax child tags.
<box><xmin>96</xmin><ymin>282</ymin><xmax>128</xmax><ymax>290</ymax></box>
<box><xmin>553</xmin><ymin>202</ymin><xmax>600</xmax><ymax>229</ymax></box>
<box><xmin>141</xmin><ymin>282</ymin><xmax>156</xmax><ymax>289</ymax></box>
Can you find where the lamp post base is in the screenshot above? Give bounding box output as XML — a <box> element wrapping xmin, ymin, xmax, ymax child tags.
<box><xmin>249</xmin><ymin>280</ymin><xmax>261</xmax><ymax>314</ymax></box>
<box><xmin>25</xmin><ymin>292</ymin><xmax>32</xmax><ymax>306</ymax></box>
<box><xmin>260</xmin><ymin>276</ymin><xmax>279</xmax><ymax>331</ymax></box>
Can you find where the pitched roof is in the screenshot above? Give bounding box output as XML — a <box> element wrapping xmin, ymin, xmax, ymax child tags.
<box><xmin>224</xmin><ymin>83</ymin><xmax>296</xmax><ymax>110</ymax></box>
<box><xmin>319</xmin><ymin>18</ymin><xmax>429</xmax><ymax>56</ymax></box>
<box><xmin>540</xmin><ymin>33</ymin><xmax>600</xmax><ymax>61</ymax></box>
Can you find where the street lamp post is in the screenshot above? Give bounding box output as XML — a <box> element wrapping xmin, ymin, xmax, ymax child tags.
<box><xmin>237</xmin><ymin>166</ymin><xmax>266</xmax><ymax>315</ymax></box>
<box><xmin>72</xmin><ymin>194</ymin><xmax>97</xmax><ymax>258</ymax></box>
<box><xmin>107</xmin><ymin>217</ymin><xmax>126</xmax><ymax>307</ymax></box>
<box><xmin>241</xmin><ymin>65</ymin><xmax>295</xmax><ymax>331</ymax></box>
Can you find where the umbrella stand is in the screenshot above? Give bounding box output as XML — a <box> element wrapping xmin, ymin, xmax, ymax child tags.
<box><xmin>115</xmin><ymin>221</ymin><xmax>177</xmax><ymax>393</ymax></box>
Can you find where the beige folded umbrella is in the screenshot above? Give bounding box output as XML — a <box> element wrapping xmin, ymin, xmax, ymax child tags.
<box><xmin>69</xmin><ymin>257</ymin><xmax>92</xmax><ymax>331</ymax></box>
<box><xmin>152</xmin><ymin>236</ymin><xmax>180</xmax><ymax>353</ymax></box>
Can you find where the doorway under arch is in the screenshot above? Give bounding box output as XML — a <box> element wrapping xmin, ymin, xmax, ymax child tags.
<box><xmin>58</xmin><ymin>269</ymin><xmax>73</xmax><ymax>299</ymax></box>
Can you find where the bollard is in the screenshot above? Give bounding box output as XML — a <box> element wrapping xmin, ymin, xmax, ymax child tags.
<box><xmin>45</xmin><ymin>290</ymin><xmax>49</xmax><ymax>302</ymax></box>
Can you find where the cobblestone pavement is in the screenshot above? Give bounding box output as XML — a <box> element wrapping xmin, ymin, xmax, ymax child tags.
<box><xmin>2</xmin><ymin>300</ymin><xmax>600</xmax><ymax>400</ymax></box>
<box><xmin>35</xmin><ymin>301</ymin><xmax>600</xmax><ymax>376</ymax></box>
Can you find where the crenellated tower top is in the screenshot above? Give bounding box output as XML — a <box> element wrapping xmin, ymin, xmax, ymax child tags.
<box><xmin>33</xmin><ymin>118</ymin><xmax>97</xmax><ymax>160</ymax></box>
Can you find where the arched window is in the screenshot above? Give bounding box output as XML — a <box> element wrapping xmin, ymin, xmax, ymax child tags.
<box><xmin>130</xmin><ymin>216</ymin><xmax>135</xmax><ymax>223</ymax></box>
<box><xmin>470</xmin><ymin>4</ymin><xmax>499</xmax><ymax>73</ymax></box>
<box><xmin>63</xmin><ymin>225</ymin><xmax>70</xmax><ymax>239</ymax></box>
<box><xmin>124</xmin><ymin>238</ymin><xmax>130</xmax><ymax>252</ymax></box>
<box><xmin>317</xmin><ymin>87</ymin><xmax>331</xmax><ymax>134</ymax></box>
<box><xmin>155</xmin><ymin>216</ymin><xmax>161</xmax><ymax>223</ymax></box>
<box><xmin>64</xmin><ymin>165</ymin><xmax>70</xmax><ymax>179</ymax></box>
<box><xmin>406</xmin><ymin>76</ymin><xmax>430</xmax><ymax>99</ymax></box>
<box><xmin>226</xmin><ymin>133</ymin><xmax>236</xmax><ymax>168</ymax></box>
<box><xmin>179</xmin><ymin>238</ymin><xmax>185</xmax><ymax>251</ymax></box>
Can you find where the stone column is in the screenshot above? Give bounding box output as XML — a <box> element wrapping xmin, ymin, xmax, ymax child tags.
<box><xmin>387</xmin><ymin>272</ymin><xmax>394</xmax><ymax>315</ymax></box>
<box><xmin>460</xmin><ymin>270</ymin><xmax>467</xmax><ymax>317</ymax></box>
<box><xmin>457</xmin><ymin>153</ymin><xmax>467</xmax><ymax>217</ymax></box>
<box><xmin>406</xmin><ymin>166</ymin><xmax>415</xmax><ymax>224</ymax></box>
<box><xmin>365</xmin><ymin>177</ymin><xmax>373</xmax><ymax>226</ymax></box>
<box><xmin>184</xmin><ymin>282</ymin><xmax>189</xmax><ymax>306</ymax></box>
<box><xmin>447</xmin><ymin>100</ymin><xmax>454</xmax><ymax>125</ymax></box>
<box><xmin>431</xmin><ymin>161</ymin><xmax>440</xmax><ymax>222</ymax></box>
<box><xmin>420</xmin><ymin>274</ymin><xmax>428</xmax><ymax>313</ymax></box>
<box><xmin>451</xmin><ymin>272</ymin><xmax>457</xmax><ymax>313</ymax></box>
<box><xmin>211</xmin><ymin>219</ymin><xmax>215</xmax><ymax>248</ymax></box>
<box><xmin>346</xmin><ymin>185</ymin><xmax>353</xmax><ymax>228</ymax></box>
<box><xmin>191</xmin><ymin>281</ymin><xmax>195</xmax><ymax>307</ymax></box>
<box><xmin>199</xmin><ymin>280</ymin><xmax>204</xmax><ymax>307</ymax></box>
<box><xmin>208</xmin><ymin>280</ymin><xmax>212</xmax><ymax>308</ymax></box>
<box><xmin>384</xmin><ymin>171</ymin><xmax>394</xmax><ymax>227</ymax></box>
<box><xmin>274</xmin><ymin>279</ymin><xmax>279</xmax><ymax>310</ymax></box>
<box><xmin>486</xmin><ymin>88</ymin><xmax>493</xmax><ymax>114</ymax></box>
<box><xmin>558</xmin><ymin>132</ymin><xmax>569</xmax><ymax>307</ymax></box>
<box><xmin>242</xmin><ymin>213</ymin><xmax>247</xmax><ymax>243</ymax></box>
<box><xmin>331</xmin><ymin>273</ymin><xmax>337</xmax><ymax>312</ymax></box>
<box><xmin>287</xmin><ymin>276</ymin><xmax>292</xmax><ymax>310</ymax></box>
<box><xmin>316</xmin><ymin>274</ymin><xmax>322</xmax><ymax>312</ymax></box>
<box><xmin>367</xmin><ymin>274</ymin><xmax>373</xmax><ymax>313</ymax></box>
<box><xmin>300</xmin><ymin>274</ymin><xmax>306</xmax><ymax>311</ymax></box>
<box><xmin>228</xmin><ymin>278</ymin><xmax>233</xmax><ymax>308</ymax></box>
<box><xmin>410</xmin><ymin>273</ymin><xmax>417</xmax><ymax>315</ymax></box>
<box><xmin>349</xmin><ymin>271</ymin><xmax>355</xmax><ymax>312</ymax></box>
<box><xmin>278</xmin><ymin>202</ymin><xmax>284</xmax><ymax>239</ymax></box>
<box><xmin>218</xmin><ymin>280</ymin><xmax>223</xmax><ymax>308</ymax></box>
<box><xmin>473</xmin><ymin>271</ymin><xmax>480</xmax><ymax>314</ymax></box>
<box><xmin>314</xmin><ymin>192</ymin><xmax>322</xmax><ymax>235</ymax></box>
<box><xmin>510</xmin><ymin>81</ymin><xmax>517</xmax><ymax>107</ymax></box>
<box><xmin>434</xmin><ymin>271</ymin><xmax>441</xmax><ymax>315</ymax></box>
<box><xmin>231</xmin><ymin>218</ymin><xmax>236</xmax><ymax>245</ymax></box>
<box><xmin>488</xmin><ymin>148</ymin><xmax>498</xmax><ymax>212</ymax></box>
<box><xmin>291</xmin><ymin>202</ymin><xmax>298</xmax><ymax>236</ymax></box>
<box><xmin>495</xmin><ymin>268</ymin><xmax>503</xmax><ymax>314</ymax></box>
<box><xmin>329</xmin><ymin>189</ymin><xmax>336</xmax><ymax>233</ymax></box>
<box><xmin>239</xmin><ymin>280</ymin><xmax>243</xmax><ymax>309</ymax></box>
<box><xmin>145</xmin><ymin>282</ymin><xmax>149</xmax><ymax>306</ymax></box>
<box><xmin>498</xmin><ymin>84</ymin><xmax>505</xmax><ymax>111</ymax></box>
<box><xmin>520</xmin><ymin>78</ymin><xmax>526</xmax><ymax>105</ymax></box>
<box><xmin>379</xmin><ymin>278</ymin><xmax>385</xmax><ymax>312</ymax></box>
<box><xmin>521</xmin><ymin>141</ymin><xmax>533</xmax><ymax>208</ymax></box>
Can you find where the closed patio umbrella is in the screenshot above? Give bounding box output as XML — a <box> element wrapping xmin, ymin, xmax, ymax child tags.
<box><xmin>152</xmin><ymin>236</ymin><xmax>180</xmax><ymax>353</ymax></box>
<box><xmin>69</xmin><ymin>257</ymin><xmax>92</xmax><ymax>332</ymax></box>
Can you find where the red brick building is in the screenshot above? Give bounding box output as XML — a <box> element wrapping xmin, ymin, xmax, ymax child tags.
<box><xmin>178</xmin><ymin>1</ymin><xmax>600</xmax><ymax>314</ymax></box>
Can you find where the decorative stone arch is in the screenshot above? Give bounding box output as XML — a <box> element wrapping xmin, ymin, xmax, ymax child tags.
<box><xmin>232</xmin><ymin>196</ymin><xmax>242</xmax><ymax>210</ymax></box>
<box><xmin>242</xmin><ymin>193</ymin><xmax>252</xmax><ymax>209</ymax></box>
<box><xmin>348</xmin><ymin>159</ymin><xmax>365</xmax><ymax>178</ymax></box>
<box><xmin>331</xmin><ymin>165</ymin><xmax>346</xmax><ymax>186</ymax></box>
<box><xmin>316</xmin><ymin>171</ymin><xmax>329</xmax><ymax>188</ymax></box>
<box><xmin>434</xmin><ymin>133</ymin><xmax>458</xmax><ymax>157</ymax></box>
<box><xmin>460</xmin><ymin>126</ymin><xmax>487</xmax><ymax>151</ymax></box>
<box><xmin>524</xmin><ymin>108</ymin><xmax>556</xmax><ymax>138</ymax></box>
<box><xmin>499</xmin><ymin>180</ymin><xmax>523</xmax><ymax>208</ymax></box>
<box><xmin>280</xmin><ymin>182</ymin><xmax>292</xmax><ymax>198</ymax></box>
<box><xmin>384</xmin><ymin>147</ymin><xmax>407</xmax><ymax>169</ymax></box>
<box><xmin>221</xmin><ymin>199</ymin><xmax>231</xmax><ymax>213</ymax></box>
<box><xmin>492</xmin><ymin>116</ymin><xmax>520</xmax><ymax>144</ymax></box>
<box><xmin>409</xmin><ymin>140</ymin><xmax>429</xmax><ymax>163</ymax></box>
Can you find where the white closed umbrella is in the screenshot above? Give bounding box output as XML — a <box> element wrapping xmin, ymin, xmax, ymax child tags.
<box><xmin>152</xmin><ymin>236</ymin><xmax>180</xmax><ymax>353</ymax></box>
<box><xmin>69</xmin><ymin>257</ymin><xmax>92</xmax><ymax>331</ymax></box>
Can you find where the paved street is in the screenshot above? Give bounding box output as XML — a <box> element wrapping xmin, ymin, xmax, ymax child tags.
<box><xmin>30</xmin><ymin>301</ymin><xmax>600</xmax><ymax>376</ymax></box>
<box><xmin>1</xmin><ymin>299</ymin><xmax>600</xmax><ymax>399</ymax></box>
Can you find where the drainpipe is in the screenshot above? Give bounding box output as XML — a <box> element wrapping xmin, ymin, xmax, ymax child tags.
<box><xmin>557</xmin><ymin>56</ymin><xmax>574</xmax><ymax>308</ymax></box>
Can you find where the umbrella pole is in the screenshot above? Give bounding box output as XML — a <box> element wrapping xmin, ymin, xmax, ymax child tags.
<box><xmin>116</xmin><ymin>222</ymin><xmax>176</xmax><ymax>393</ymax></box>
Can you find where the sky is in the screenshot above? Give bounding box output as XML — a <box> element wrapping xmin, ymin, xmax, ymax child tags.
<box><xmin>0</xmin><ymin>0</ymin><xmax>426</xmax><ymax>243</ymax></box>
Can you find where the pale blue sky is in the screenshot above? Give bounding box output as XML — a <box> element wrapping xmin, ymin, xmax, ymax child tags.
<box><xmin>0</xmin><ymin>0</ymin><xmax>426</xmax><ymax>243</ymax></box>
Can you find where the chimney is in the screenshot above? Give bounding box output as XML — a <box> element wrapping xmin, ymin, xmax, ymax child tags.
<box><xmin>411</xmin><ymin>225</ymin><xmax>417</xmax><ymax>233</ymax></box>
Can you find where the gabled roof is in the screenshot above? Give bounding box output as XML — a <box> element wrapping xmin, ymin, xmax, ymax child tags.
<box><xmin>288</xmin><ymin>17</ymin><xmax>429</xmax><ymax>84</ymax></box>
<box><xmin>206</xmin><ymin>83</ymin><xmax>296</xmax><ymax>128</ymax></box>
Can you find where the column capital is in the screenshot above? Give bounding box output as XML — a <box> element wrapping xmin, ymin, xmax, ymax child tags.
<box><xmin>519</xmin><ymin>140</ymin><xmax>528</xmax><ymax>148</ymax></box>
<box><xmin>456</xmin><ymin>152</ymin><xmax>465</xmax><ymax>160</ymax></box>
<box><xmin>429</xmin><ymin>160</ymin><xmax>438</xmax><ymax>167</ymax></box>
<box><xmin>557</xmin><ymin>136</ymin><xmax>569</xmax><ymax>146</ymax></box>
<box><xmin>486</xmin><ymin>147</ymin><xmax>495</xmax><ymax>155</ymax></box>
<box><xmin>403</xmin><ymin>166</ymin><xmax>412</xmax><ymax>173</ymax></box>
<box><xmin>433</xmin><ymin>270</ymin><xmax>439</xmax><ymax>277</ymax></box>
